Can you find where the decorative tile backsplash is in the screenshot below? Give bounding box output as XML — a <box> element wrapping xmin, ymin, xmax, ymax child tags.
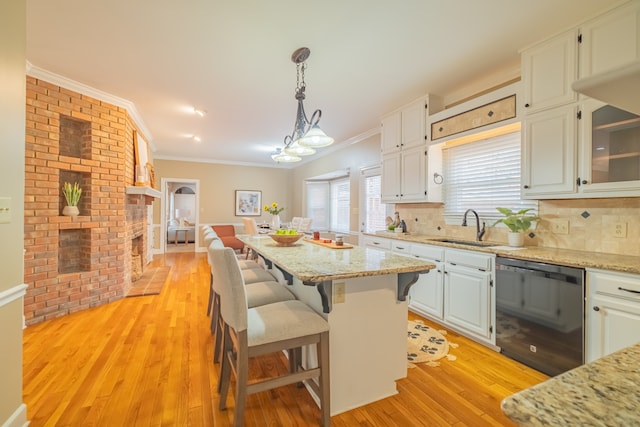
<box><xmin>394</xmin><ymin>198</ymin><xmax>640</xmax><ymax>256</ymax></box>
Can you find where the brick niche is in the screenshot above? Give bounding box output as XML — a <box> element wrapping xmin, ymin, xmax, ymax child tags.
<box><xmin>23</xmin><ymin>76</ymin><xmax>154</xmax><ymax>325</ymax></box>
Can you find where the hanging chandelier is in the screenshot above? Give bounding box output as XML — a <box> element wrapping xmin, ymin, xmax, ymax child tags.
<box><xmin>272</xmin><ymin>47</ymin><xmax>334</xmax><ymax>163</ymax></box>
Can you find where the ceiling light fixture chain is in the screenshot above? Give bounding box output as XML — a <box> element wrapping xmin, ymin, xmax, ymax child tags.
<box><xmin>271</xmin><ymin>47</ymin><xmax>334</xmax><ymax>163</ymax></box>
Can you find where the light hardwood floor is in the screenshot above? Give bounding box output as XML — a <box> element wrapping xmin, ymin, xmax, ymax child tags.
<box><xmin>23</xmin><ymin>252</ymin><xmax>547</xmax><ymax>426</ymax></box>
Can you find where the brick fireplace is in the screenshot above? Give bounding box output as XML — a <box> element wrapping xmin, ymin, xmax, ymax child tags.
<box><xmin>23</xmin><ymin>76</ymin><xmax>157</xmax><ymax>325</ymax></box>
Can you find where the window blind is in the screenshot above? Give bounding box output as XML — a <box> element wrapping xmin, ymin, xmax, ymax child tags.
<box><xmin>362</xmin><ymin>173</ymin><xmax>387</xmax><ymax>233</ymax></box>
<box><xmin>442</xmin><ymin>131</ymin><xmax>537</xmax><ymax>223</ymax></box>
<box><xmin>330</xmin><ymin>178</ymin><xmax>350</xmax><ymax>233</ymax></box>
<box><xmin>306</xmin><ymin>181</ymin><xmax>330</xmax><ymax>231</ymax></box>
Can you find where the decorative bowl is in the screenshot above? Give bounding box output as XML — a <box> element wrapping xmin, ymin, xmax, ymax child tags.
<box><xmin>268</xmin><ymin>232</ymin><xmax>304</xmax><ymax>246</ymax></box>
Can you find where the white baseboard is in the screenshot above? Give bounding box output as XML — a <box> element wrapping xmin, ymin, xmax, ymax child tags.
<box><xmin>2</xmin><ymin>403</ymin><xmax>28</xmax><ymax>427</ymax></box>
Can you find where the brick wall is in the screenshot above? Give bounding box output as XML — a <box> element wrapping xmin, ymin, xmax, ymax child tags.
<box><xmin>24</xmin><ymin>76</ymin><xmax>149</xmax><ymax>325</ymax></box>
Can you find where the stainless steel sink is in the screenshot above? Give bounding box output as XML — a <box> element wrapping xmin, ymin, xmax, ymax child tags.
<box><xmin>430</xmin><ymin>239</ymin><xmax>497</xmax><ymax>247</ymax></box>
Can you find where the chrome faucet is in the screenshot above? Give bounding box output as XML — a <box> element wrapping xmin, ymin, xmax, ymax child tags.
<box><xmin>462</xmin><ymin>209</ymin><xmax>486</xmax><ymax>241</ymax></box>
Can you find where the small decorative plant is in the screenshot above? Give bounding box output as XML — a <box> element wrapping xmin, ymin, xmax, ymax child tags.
<box><xmin>62</xmin><ymin>182</ymin><xmax>82</xmax><ymax>206</ymax></box>
<box><xmin>263</xmin><ymin>202</ymin><xmax>284</xmax><ymax>215</ymax></box>
<box><xmin>492</xmin><ymin>207</ymin><xmax>539</xmax><ymax>233</ymax></box>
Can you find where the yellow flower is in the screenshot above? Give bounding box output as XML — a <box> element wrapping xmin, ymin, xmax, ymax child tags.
<box><xmin>264</xmin><ymin>202</ymin><xmax>284</xmax><ymax>215</ymax></box>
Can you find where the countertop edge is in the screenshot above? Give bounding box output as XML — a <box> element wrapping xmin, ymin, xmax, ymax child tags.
<box><xmin>364</xmin><ymin>232</ymin><xmax>640</xmax><ymax>275</ymax></box>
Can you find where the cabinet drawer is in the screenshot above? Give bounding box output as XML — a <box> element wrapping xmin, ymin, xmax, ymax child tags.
<box><xmin>364</xmin><ymin>237</ymin><xmax>391</xmax><ymax>251</ymax></box>
<box><xmin>391</xmin><ymin>241</ymin><xmax>412</xmax><ymax>255</ymax></box>
<box><xmin>411</xmin><ymin>244</ymin><xmax>444</xmax><ymax>262</ymax></box>
<box><xmin>431</xmin><ymin>95</ymin><xmax>516</xmax><ymax>141</ymax></box>
<box><xmin>588</xmin><ymin>270</ymin><xmax>640</xmax><ymax>303</ymax></box>
<box><xmin>445</xmin><ymin>248</ymin><xmax>493</xmax><ymax>271</ymax></box>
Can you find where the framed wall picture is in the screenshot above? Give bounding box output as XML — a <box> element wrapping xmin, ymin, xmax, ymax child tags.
<box><xmin>235</xmin><ymin>190</ymin><xmax>262</xmax><ymax>216</ymax></box>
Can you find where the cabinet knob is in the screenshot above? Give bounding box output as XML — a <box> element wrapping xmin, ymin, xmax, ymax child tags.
<box><xmin>523</xmin><ymin>185</ymin><xmax>530</xmax><ymax>189</ymax></box>
<box><xmin>582</xmin><ymin>179</ymin><xmax>588</xmax><ymax>185</ymax></box>
<box><xmin>593</xmin><ymin>306</ymin><xmax>600</xmax><ymax>312</ymax></box>
<box><xmin>525</xmin><ymin>103</ymin><xmax>530</xmax><ymax>108</ymax></box>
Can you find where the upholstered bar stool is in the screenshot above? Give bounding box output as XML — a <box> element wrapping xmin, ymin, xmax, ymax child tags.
<box><xmin>204</xmin><ymin>232</ymin><xmax>263</xmax><ymax>318</ymax></box>
<box><xmin>206</xmin><ymin>244</ymin><xmax>296</xmax><ymax>363</ymax></box>
<box><xmin>210</xmin><ymin>247</ymin><xmax>330</xmax><ymax>427</ymax></box>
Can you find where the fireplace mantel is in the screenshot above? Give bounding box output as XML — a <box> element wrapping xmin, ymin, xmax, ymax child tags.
<box><xmin>126</xmin><ymin>186</ymin><xmax>161</xmax><ymax>198</ymax></box>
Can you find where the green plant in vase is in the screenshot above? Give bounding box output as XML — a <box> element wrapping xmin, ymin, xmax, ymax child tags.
<box><xmin>62</xmin><ymin>182</ymin><xmax>82</xmax><ymax>216</ymax></box>
<box><xmin>493</xmin><ymin>207</ymin><xmax>539</xmax><ymax>247</ymax></box>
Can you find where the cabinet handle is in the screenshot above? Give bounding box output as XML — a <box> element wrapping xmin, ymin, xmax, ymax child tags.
<box><xmin>618</xmin><ymin>287</ymin><xmax>640</xmax><ymax>294</ymax></box>
<box><xmin>396</xmin><ymin>246</ymin><xmax>405</xmax><ymax>250</ymax></box>
<box><xmin>523</xmin><ymin>185</ymin><xmax>529</xmax><ymax>189</ymax></box>
<box><xmin>524</xmin><ymin>103</ymin><xmax>530</xmax><ymax>108</ymax></box>
<box><xmin>593</xmin><ymin>306</ymin><xmax>600</xmax><ymax>312</ymax></box>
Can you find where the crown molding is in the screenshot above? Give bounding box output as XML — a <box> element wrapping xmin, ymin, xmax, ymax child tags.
<box><xmin>25</xmin><ymin>62</ymin><xmax>156</xmax><ymax>152</ymax></box>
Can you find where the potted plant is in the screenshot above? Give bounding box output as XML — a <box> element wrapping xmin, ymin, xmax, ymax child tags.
<box><xmin>492</xmin><ymin>207</ymin><xmax>539</xmax><ymax>247</ymax></box>
<box><xmin>62</xmin><ymin>182</ymin><xmax>82</xmax><ymax>216</ymax></box>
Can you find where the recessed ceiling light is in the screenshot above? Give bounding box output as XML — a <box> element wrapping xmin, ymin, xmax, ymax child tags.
<box><xmin>193</xmin><ymin>108</ymin><xmax>206</xmax><ymax>117</ymax></box>
<box><xmin>193</xmin><ymin>136</ymin><xmax>201</xmax><ymax>142</ymax></box>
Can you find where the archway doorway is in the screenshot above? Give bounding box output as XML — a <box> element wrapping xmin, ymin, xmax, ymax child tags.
<box><xmin>160</xmin><ymin>178</ymin><xmax>200</xmax><ymax>253</ymax></box>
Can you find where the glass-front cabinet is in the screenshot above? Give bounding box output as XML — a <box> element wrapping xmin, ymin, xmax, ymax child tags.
<box><xmin>579</xmin><ymin>99</ymin><xmax>640</xmax><ymax>194</ymax></box>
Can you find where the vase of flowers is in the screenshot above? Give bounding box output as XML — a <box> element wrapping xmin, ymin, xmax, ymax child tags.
<box><xmin>263</xmin><ymin>202</ymin><xmax>285</xmax><ymax>230</ymax></box>
<box><xmin>61</xmin><ymin>182</ymin><xmax>82</xmax><ymax>216</ymax></box>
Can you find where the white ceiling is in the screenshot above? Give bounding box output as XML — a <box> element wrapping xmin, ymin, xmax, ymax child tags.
<box><xmin>26</xmin><ymin>0</ymin><xmax>621</xmax><ymax>167</ymax></box>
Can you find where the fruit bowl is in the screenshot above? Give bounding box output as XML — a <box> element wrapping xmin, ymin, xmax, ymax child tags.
<box><xmin>268</xmin><ymin>232</ymin><xmax>304</xmax><ymax>246</ymax></box>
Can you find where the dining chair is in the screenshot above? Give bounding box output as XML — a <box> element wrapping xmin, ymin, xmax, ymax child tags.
<box><xmin>210</xmin><ymin>247</ymin><xmax>330</xmax><ymax>427</ymax></box>
<box><xmin>298</xmin><ymin>217</ymin><xmax>313</xmax><ymax>233</ymax></box>
<box><xmin>290</xmin><ymin>216</ymin><xmax>303</xmax><ymax>230</ymax></box>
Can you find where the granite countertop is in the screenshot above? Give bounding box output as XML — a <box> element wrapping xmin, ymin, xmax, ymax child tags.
<box><xmin>365</xmin><ymin>232</ymin><xmax>640</xmax><ymax>275</ymax></box>
<box><xmin>237</xmin><ymin>235</ymin><xmax>435</xmax><ymax>283</ymax></box>
<box><xmin>501</xmin><ymin>343</ymin><xmax>640</xmax><ymax>426</ymax></box>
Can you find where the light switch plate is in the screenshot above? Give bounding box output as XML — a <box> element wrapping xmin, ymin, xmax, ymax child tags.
<box><xmin>0</xmin><ymin>197</ymin><xmax>11</xmax><ymax>224</ymax></box>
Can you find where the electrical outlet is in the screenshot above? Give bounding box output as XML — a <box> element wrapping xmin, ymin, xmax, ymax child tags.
<box><xmin>333</xmin><ymin>282</ymin><xmax>346</xmax><ymax>304</ymax></box>
<box><xmin>613</xmin><ymin>222</ymin><xmax>627</xmax><ymax>238</ymax></box>
<box><xmin>550</xmin><ymin>219</ymin><xmax>569</xmax><ymax>235</ymax></box>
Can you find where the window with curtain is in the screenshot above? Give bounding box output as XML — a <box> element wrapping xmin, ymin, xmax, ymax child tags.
<box><xmin>442</xmin><ymin>130</ymin><xmax>537</xmax><ymax>223</ymax></box>
<box><xmin>361</xmin><ymin>169</ymin><xmax>387</xmax><ymax>233</ymax></box>
<box><xmin>305</xmin><ymin>174</ymin><xmax>350</xmax><ymax>232</ymax></box>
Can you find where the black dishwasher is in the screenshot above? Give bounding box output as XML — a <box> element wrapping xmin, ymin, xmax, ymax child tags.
<box><xmin>495</xmin><ymin>257</ymin><xmax>584</xmax><ymax>376</ymax></box>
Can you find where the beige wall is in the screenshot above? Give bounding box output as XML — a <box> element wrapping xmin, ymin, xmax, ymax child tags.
<box><xmin>0</xmin><ymin>0</ymin><xmax>27</xmax><ymax>424</ymax></box>
<box><xmin>291</xmin><ymin>134</ymin><xmax>382</xmax><ymax>234</ymax></box>
<box><xmin>153</xmin><ymin>159</ymin><xmax>293</xmax><ymax>225</ymax></box>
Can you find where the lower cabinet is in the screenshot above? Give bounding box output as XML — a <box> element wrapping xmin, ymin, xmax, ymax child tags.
<box><xmin>409</xmin><ymin>244</ymin><xmax>495</xmax><ymax>346</ymax></box>
<box><xmin>408</xmin><ymin>244</ymin><xmax>445</xmax><ymax>320</ymax></box>
<box><xmin>586</xmin><ymin>269</ymin><xmax>640</xmax><ymax>362</ymax></box>
<box><xmin>443</xmin><ymin>249</ymin><xmax>494</xmax><ymax>343</ymax></box>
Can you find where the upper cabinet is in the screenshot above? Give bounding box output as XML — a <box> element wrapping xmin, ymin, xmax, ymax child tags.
<box><xmin>380</xmin><ymin>95</ymin><xmax>443</xmax><ymax>203</ymax></box>
<box><xmin>578</xmin><ymin>1</ymin><xmax>640</xmax><ymax>80</ymax></box>
<box><xmin>521</xmin><ymin>29</ymin><xmax>578</xmax><ymax>114</ymax></box>
<box><xmin>521</xmin><ymin>1</ymin><xmax>640</xmax><ymax>199</ymax></box>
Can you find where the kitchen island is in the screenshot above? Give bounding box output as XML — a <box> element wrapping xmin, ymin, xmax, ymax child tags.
<box><xmin>237</xmin><ymin>235</ymin><xmax>435</xmax><ymax>415</ymax></box>
<box><xmin>501</xmin><ymin>343</ymin><xmax>640</xmax><ymax>426</ymax></box>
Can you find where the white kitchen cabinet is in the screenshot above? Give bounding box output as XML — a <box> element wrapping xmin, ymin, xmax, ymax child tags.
<box><xmin>361</xmin><ymin>235</ymin><xmax>392</xmax><ymax>251</ymax></box>
<box><xmin>586</xmin><ymin>269</ymin><xmax>640</xmax><ymax>363</ymax></box>
<box><xmin>408</xmin><ymin>244</ymin><xmax>445</xmax><ymax>321</ymax></box>
<box><xmin>381</xmin><ymin>98</ymin><xmax>426</xmax><ymax>155</ymax></box>
<box><xmin>577</xmin><ymin>98</ymin><xmax>640</xmax><ymax>195</ymax></box>
<box><xmin>578</xmin><ymin>1</ymin><xmax>640</xmax><ymax>80</ymax></box>
<box><xmin>381</xmin><ymin>111</ymin><xmax>402</xmax><ymax>155</ymax></box>
<box><xmin>443</xmin><ymin>249</ymin><xmax>494</xmax><ymax>343</ymax></box>
<box><xmin>381</xmin><ymin>95</ymin><xmax>442</xmax><ymax>203</ymax></box>
<box><xmin>521</xmin><ymin>29</ymin><xmax>578</xmax><ymax>114</ymax></box>
<box><xmin>521</xmin><ymin>1</ymin><xmax>640</xmax><ymax>199</ymax></box>
<box><xmin>522</xmin><ymin>104</ymin><xmax>578</xmax><ymax>197</ymax></box>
